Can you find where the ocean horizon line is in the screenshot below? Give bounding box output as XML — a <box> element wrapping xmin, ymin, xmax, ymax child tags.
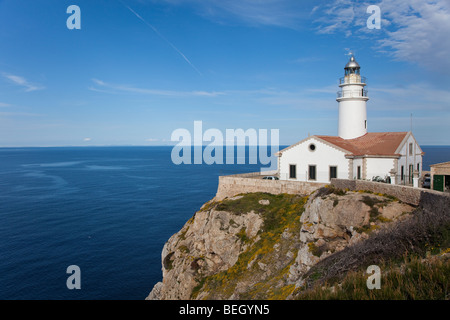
<box><xmin>0</xmin><ymin>144</ymin><xmax>291</xmax><ymax>149</ymax></box>
<box><xmin>1</xmin><ymin>144</ymin><xmax>450</xmax><ymax>149</ymax></box>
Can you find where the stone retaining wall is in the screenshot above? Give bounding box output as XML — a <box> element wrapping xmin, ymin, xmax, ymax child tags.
<box><xmin>214</xmin><ymin>173</ymin><xmax>450</xmax><ymax>211</ymax></box>
<box><xmin>215</xmin><ymin>173</ymin><xmax>326</xmax><ymax>200</ymax></box>
<box><xmin>330</xmin><ymin>178</ymin><xmax>450</xmax><ymax>208</ymax></box>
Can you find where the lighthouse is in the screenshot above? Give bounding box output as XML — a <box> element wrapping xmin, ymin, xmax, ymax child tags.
<box><xmin>336</xmin><ymin>55</ymin><xmax>369</xmax><ymax>140</ymax></box>
<box><xmin>276</xmin><ymin>55</ymin><xmax>423</xmax><ymax>184</ymax></box>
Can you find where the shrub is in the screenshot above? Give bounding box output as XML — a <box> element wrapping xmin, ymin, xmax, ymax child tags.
<box><xmin>300</xmin><ymin>204</ymin><xmax>450</xmax><ymax>290</ymax></box>
<box><xmin>297</xmin><ymin>255</ymin><xmax>449</xmax><ymax>300</ymax></box>
<box><xmin>179</xmin><ymin>245</ymin><xmax>190</xmax><ymax>254</ymax></box>
<box><xmin>361</xmin><ymin>195</ymin><xmax>382</xmax><ymax>208</ymax></box>
<box><xmin>236</xmin><ymin>227</ymin><xmax>250</xmax><ymax>244</ymax></box>
<box><xmin>333</xmin><ymin>198</ymin><xmax>339</xmax><ymax>207</ymax></box>
<box><xmin>308</xmin><ymin>242</ymin><xmax>326</xmax><ymax>257</ymax></box>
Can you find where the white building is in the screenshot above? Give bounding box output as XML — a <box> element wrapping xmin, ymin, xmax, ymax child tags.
<box><xmin>277</xmin><ymin>55</ymin><xmax>423</xmax><ymax>185</ymax></box>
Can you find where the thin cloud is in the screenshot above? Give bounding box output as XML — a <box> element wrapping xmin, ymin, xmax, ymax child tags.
<box><xmin>377</xmin><ymin>0</ymin><xmax>450</xmax><ymax>72</ymax></box>
<box><xmin>90</xmin><ymin>78</ymin><xmax>224</xmax><ymax>97</ymax></box>
<box><xmin>315</xmin><ymin>0</ymin><xmax>356</xmax><ymax>36</ymax></box>
<box><xmin>312</xmin><ymin>0</ymin><xmax>450</xmax><ymax>73</ymax></box>
<box><xmin>0</xmin><ymin>111</ymin><xmax>41</xmax><ymax>117</ymax></box>
<box><xmin>160</xmin><ymin>0</ymin><xmax>317</xmax><ymax>29</ymax></box>
<box><xmin>2</xmin><ymin>73</ymin><xmax>45</xmax><ymax>92</ymax></box>
<box><xmin>119</xmin><ymin>0</ymin><xmax>202</xmax><ymax>75</ymax></box>
<box><xmin>292</xmin><ymin>56</ymin><xmax>324</xmax><ymax>64</ymax></box>
<box><xmin>370</xmin><ymin>83</ymin><xmax>450</xmax><ymax>110</ymax></box>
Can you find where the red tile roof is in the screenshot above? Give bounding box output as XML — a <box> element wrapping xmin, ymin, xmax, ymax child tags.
<box><xmin>316</xmin><ymin>132</ymin><xmax>409</xmax><ymax>156</ymax></box>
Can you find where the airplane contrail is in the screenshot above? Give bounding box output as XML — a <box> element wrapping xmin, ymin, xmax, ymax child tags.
<box><xmin>118</xmin><ymin>0</ymin><xmax>202</xmax><ymax>76</ymax></box>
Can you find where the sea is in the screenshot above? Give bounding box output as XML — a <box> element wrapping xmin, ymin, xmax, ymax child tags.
<box><xmin>0</xmin><ymin>145</ymin><xmax>449</xmax><ymax>300</ymax></box>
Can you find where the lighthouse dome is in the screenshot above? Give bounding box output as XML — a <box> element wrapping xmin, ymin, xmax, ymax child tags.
<box><xmin>345</xmin><ymin>56</ymin><xmax>360</xmax><ymax>69</ymax></box>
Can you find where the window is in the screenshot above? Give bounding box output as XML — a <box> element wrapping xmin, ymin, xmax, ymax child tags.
<box><xmin>329</xmin><ymin>166</ymin><xmax>337</xmax><ymax>181</ymax></box>
<box><xmin>308</xmin><ymin>165</ymin><xmax>316</xmax><ymax>181</ymax></box>
<box><xmin>357</xmin><ymin>166</ymin><xmax>361</xmax><ymax>180</ymax></box>
<box><xmin>417</xmin><ymin>163</ymin><xmax>420</xmax><ymax>172</ymax></box>
<box><xmin>365</xmin><ymin>120</ymin><xmax>367</xmax><ymax>129</ymax></box>
<box><xmin>309</xmin><ymin>143</ymin><xmax>316</xmax><ymax>151</ymax></box>
<box><xmin>401</xmin><ymin>165</ymin><xmax>404</xmax><ymax>181</ymax></box>
<box><xmin>289</xmin><ymin>164</ymin><xmax>296</xmax><ymax>179</ymax></box>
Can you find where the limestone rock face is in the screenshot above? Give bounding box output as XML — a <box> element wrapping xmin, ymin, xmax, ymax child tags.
<box><xmin>292</xmin><ymin>190</ymin><xmax>415</xmax><ymax>279</ymax></box>
<box><xmin>300</xmin><ymin>193</ymin><xmax>371</xmax><ymax>244</ymax></box>
<box><xmin>147</xmin><ymin>189</ymin><xmax>415</xmax><ymax>300</ymax></box>
<box><xmin>147</xmin><ymin>204</ymin><xmax>263</xmax><ymax>300</ymax></box>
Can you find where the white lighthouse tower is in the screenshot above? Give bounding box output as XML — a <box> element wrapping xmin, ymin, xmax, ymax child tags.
<box><xmin>337</xmin><ymin>55</ymin><xmax>369</xmax><ymax>140</ymax></box>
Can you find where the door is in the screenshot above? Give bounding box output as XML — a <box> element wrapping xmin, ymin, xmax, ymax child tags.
<box><xmin>433</xmin><ymin>175</ymin><xmax>444</xmax><ymax>191</ymax></box>
<box><xmin>289</xmin><ymin>164</ymin><xmax>296</xmax><ymax>179</ymax></box>
<box><xmin>329</xmin><ymin>166</ymin><xmax>337</xmax><ymax>181</ymax></box>
<box><xmin>308</xmin><ymin>165</ymin><xmax>316</xmax><ymax>181</ymax></box>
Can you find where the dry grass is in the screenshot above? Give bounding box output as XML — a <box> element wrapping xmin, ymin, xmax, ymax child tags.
<box><xmin>297</xmin><ymin>254</ymin><xmax>449</xmax><ymax>300</ymax></box>
<box><xmin>292</xmin><ymin>191</ymin><xmax>450</xmax><ymax>300</ymax></box>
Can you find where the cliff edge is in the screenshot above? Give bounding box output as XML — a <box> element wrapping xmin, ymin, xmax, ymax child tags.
<box><xmin>146</xmin><ymin>185</ymin><xmax>448</xmax><ymax>300</ymax></box>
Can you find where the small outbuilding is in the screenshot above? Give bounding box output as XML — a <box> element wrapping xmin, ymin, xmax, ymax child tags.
<box><xmin>430</xmin><ymin>161</ymin><xmax>450</xmax><ymax>192</ymax></box>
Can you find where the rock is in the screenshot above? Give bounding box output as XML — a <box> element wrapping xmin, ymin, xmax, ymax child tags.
<box><xmin>147</xmin><ymin>189</ymin><xmax>416</xmax><ymax>300</ymax></box>
<box><xmin>294</xmin><ymin>245</ymin><xmax>320</xmax><ymax>274</ymax></box>
<box><xmin>301</xmin><ymin>193</ymin><xmax>372</xmax><ymax>234</ymax></box>
<box><xmin>348</xmin><ymin>231</ymin><xmax>369</xmax><ymax>246</ymax></box>
<box><xmin>291</xmin><ymin>190</ymin><xmax>416</xmax><ymax>287</ymax></box>
<box><xmin>300</xmin><ymin>191</ymin><xmax>415</xmax><ymax>246</ymax></box>
<box><xmin>378</xmin><ymin>202</ymin><xmax>413</xmax><ymax>221</ymax></box>
<box><xmin>146</xmin><ymin>200</ymin><xmax>264</xmax><ymax>300</ymax></box>
<box><xmin>257</xmin><ymin>262</ymin><xmax>267</xmax><ymax>271</ymax></box>
<box><xmin>146</xmin><ymin>281</ymin><xmax>163</xmax><ymax>300</ymax></box>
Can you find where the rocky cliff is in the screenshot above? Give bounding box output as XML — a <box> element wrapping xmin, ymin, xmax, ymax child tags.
<box><xmin>147</xmin><ymin>186</ymin><xmax>419</xmax><ymax>300</ymax></box>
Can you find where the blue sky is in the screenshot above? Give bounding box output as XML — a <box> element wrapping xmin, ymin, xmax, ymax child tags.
<box><xmin>0</xmin><ymin>0</ymin><xmax>449</xmax><ymax>147</ymax></box>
